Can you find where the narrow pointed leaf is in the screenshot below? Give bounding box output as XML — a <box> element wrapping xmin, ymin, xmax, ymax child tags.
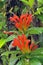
<box><xmin>26</xmin><ymin>27</ymin><xmax>43</xmax><ymax>36</ymax></box>
<box><xmin>30</xmin><ymin>59</ymin><xmax>42</xmax><ymax>65</ymax></box>
<box><xmin>0</xmin><ymin>39</ymin><xmax>6</xmax><ymax>48</ymax></box>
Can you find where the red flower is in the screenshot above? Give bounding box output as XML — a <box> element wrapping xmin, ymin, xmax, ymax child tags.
<box><xmin>30</xmin><ymin>43</ymin><xmax>38</xmax><ymax>51</ymax></box>
<box><xmin>10</xmin><ymin>14</ymin><xmax>19</xmax><ymax>23</ymax></box>
<box><xmin>11</xmin><ymin>34</ymin><xmax>38</xmax><ymax>54</ymax></box>
<box><xmin>10</xmin><ymin>14</ymin><xmax>32</xmax><ymax>31</ymax></box>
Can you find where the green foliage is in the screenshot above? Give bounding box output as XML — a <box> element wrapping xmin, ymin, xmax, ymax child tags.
<box><xmin>1</xmin><ymin>56</ymin><xmax>8</xmax><ymax>65</ymax></box>
<box><xmin>28</xmin><ymin>0</ymin><xmax>34</xmax><ymax>8</ymax></box>
<box><xmin>16</xmin><ymin>60</ymin><xmax>23</xmax><ymax>65</ymax></box>
<box><xmin>9</xmin><ymin>56</ymin><xmax>18</xmax><ymax>65</ymax></box>
<box><xmin>0</xmin><ymin>22</ymin><xmax>5</xmax><ymax>29</ymax></box>
<box><xmin>0</xmin><ymin>35</ymin><xmax>17</xmax><ymax>48</ymax></box>
<box><xmin>0</xmin><ymin>13</ymin><xmax>6</xmax><ymax>29</ymax></box>
<box><xmin>13</xmin><ymin>6</ymin><xmax>19</xmax><ymax>13</ymax></box>
<box><xmin>34</xmin><ymin>7</ymin><xmax>43</xmax><ymax>15</ymax></box>
<box><xmin>22</xmin><ymin>7</ymin><xmax>28</xmax><ymax>14</ymax></box>
<box><xmin>1</xmin><ymin>48</ymin><xmax>43</xmax><ymax>65</ymax></box>
<box><xmin>20</xmin><ymin>0</ymin><xmax>34</xmax><ymax>8</ymax></box>
<box><xmin>30</xmin><ymin>48</ymin><xmax>43</xmax><ymax>63</ymax></box>
<box><xmin>1</xmin><ymin>50</ymin><xmax>21</xmax><ymax>65</ymax></box>
<box><xmin>0</xmin><ymin>39</ymin><xmax>6</xmax><ymax>48</ymax></box>
<box><xmin>1</xmin><ymin>50</ymin><xmax>21</xmax><ymax>57</ymax></box>
<box><xmin>6</xmin><ymin>35</ymin><xmax>17</xmax><ymax>42</ymax></box>
<box><xmin>0</xmin><ymin>13</ymin><xmax>7</xmax><ymax>39</ymax></box>
<box><xmin>30</xmin><ymin>58</ymin><xmax>42</xmax><ymax>65</ymax></box>
<box><xmin>0</xmin><ymin>0</ymin><xmax>6</xmax><ymax>12</ymax></box>
<box><xmin>31</xmin><ymin>48</ymin><xmax>43</xmax><ymax>55</ymax></box>
<box><xmin>37</xmin><ymin>0</ymin><xmax>43</xmax><ymax>6</ymax></box>
<box><xmin>17</xmin><ymin>59</ymin><xmax>29</xmax><ymax>65</ymax></box>
<box><xmin>39</xmin><ymin>34</ymin><xmax>43</xmax><ymax>47</ymax></box>
<box><xmin>37</xmin><ymin>14</ymin><xmax>43</xmax><ymax>22</ymax></box>
<box><xmin>26</xmin><ymin>27</ymin><xmax>43</xmax><ymax>37</ymax></box>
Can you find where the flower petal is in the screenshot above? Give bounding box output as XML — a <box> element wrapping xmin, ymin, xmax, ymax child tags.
<box><xmin>32</xmin><ymin>45</ymin><xmax>38</xmax><ymax>51</ymax></box>
<box><xmin>12</xmin><ymin>38</ymin><xmax>22</xmax><ymax>50</ymax></box>
<box><xmin>25</xmin><ymin>40</ymin><xmax>30</xmax><ymax>50</ymax></box>
<box><xmin>13</xmin><ymin>15</ymin><xmax>20</xmax><ymax>22</ymax></box>
<box><xmin>30</xmin><ymin>43</ymin><xmax>34</xmax><ymax>50</ymax></box>
<box><xmin>15</xmin><ymin>23</ymin><xmax>22</xmax><ymax>30</ymax></box>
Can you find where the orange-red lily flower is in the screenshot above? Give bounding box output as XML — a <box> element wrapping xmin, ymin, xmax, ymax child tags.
<box><xmin>10</xmin><ymin>14</ymin><xmax>32</xmax><ymax>31</ymax></box>
<box><xmin>11</xmin><ymin>34</ymin><xmax>38</xmax><ymax>54</ymax></box>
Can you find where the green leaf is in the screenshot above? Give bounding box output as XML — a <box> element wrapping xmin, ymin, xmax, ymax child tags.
<box><xmin>0</xmin><ymin>21</ymin><xmax>6</xmax><ymax>30</ymax></box>
<box><xmin>0</xmin><ymin>0</ymin><xmax>6</xmax><ymax>9</ymax></box>
<box><xmin>31</xmin><ymin>48</ymin><xmax>43</xmax><ymax>55</ymax></box>
<box><xmin>37</xmin><ymin>14</ymin><xmax>43</xmax><ymax>22</ymax></box>
<box><xmin>1</xmin><ymin>56</ymin><xmax>8</xmax><ymax>65</ymax></box>
<box><xmin>17</xmin><ymin>59</ymin><xmax>24</xmax><ymax>65</ymax></box>
<box><xmin>1</xmin><ymin>50</ymin><xmax>20</xmax><ymax>56</ymax></box>
<box><xmin>34</xmin><ymin>7</ymin><xmax>43</xmax><ymax>15</ymax></box>
<box><xmin>20</xmin><ymin>0</ymin><xmax>34</xmax><ymax>8</ymax></box>
<box><xmin>30</xmin><ymin>58</ymin><xmax>42</xmax><ymax>65</ymax></box>
<box><xmin>6</xmin><ymin>35</ymin><xmax>17</xmax><ymax>42</ymax></box>
<box><xmin>22</xmin><ymin>7</ymin><xmax>28</xmax><ymax>14</ymax></box>
<box><xmin>13</xmin><ymin>6</ymin><xmax>19</xmax><ymax>13</ymax></box>
<box><xmin>28</xmin><ymin>0</ymin><xmax>34</xmax><ymax>8</ymax></box>
<box><xmin>26</xmin><ymin>27</ymin><xmax>43</xmax><ymax>36</ymax></box>
<box><xmin>0</xmin><ymin>1</ymin><xmax>4</xmax><ymax>8</ymax></box>
<box><xmin>9</xmin><ymin>54</ymin><xmax>19</xmax><ymax>65</ymax></box>
<box><xmin>20</xmin><ymin>0</ymin><xmax>29</xmax><ymax>6</ymax></box>
<box><xmin>38</xmin><ymin>0</ymin><xmax>43</xmax><ymax>5</ymax></box>
<box><xmin>0</xmin><ymin>0</ymin><xmax>5</xmax><ymax>2</ymax></box>
<box><xmin>17</xmin><ymin>59</ymin><xmax>29</xmax><ymax>65</ymax></box>
<box><xmin>30</xmin><ymin>48</ymin><xmax>43</xmax><ymax>60</ymax></box>
<box><xmin>17</xmin><ymin>61</ymin><xmax>22</xmax><ymax>65</ymax></box>
<box><xmin>1</xmin><ymin>51</ymin><xmax>21</xmax><ymax>65</ymax></box>
<box><xmin>0</xmin><ymin>35</ymin><xmax>17</xmax><ymax>48</ymax></box>
<box><xmin>39</xmin><ymin>34</ymin><xmax>43</xmax><ymax>47</ymax></box>
<box><xmin>0</xmin><ymin>39</ymin><xmax>6</xmax><ymax>48</ymax></box>
<box><xmin>9</xmin><ymin>53</ymin><xmax>19</xmax><ymax>65</ymax></box>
